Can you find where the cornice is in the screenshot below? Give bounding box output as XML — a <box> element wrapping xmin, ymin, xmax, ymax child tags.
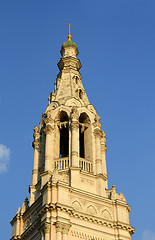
<box><xmin>36</xmin><ymin>201</ymin><xmax>134</xmax><ymax>235</ymax></box>
<box><xmin>70</xmin><ymin>212</ymin><xmax>135</xmax><ymax>235</ymax></box>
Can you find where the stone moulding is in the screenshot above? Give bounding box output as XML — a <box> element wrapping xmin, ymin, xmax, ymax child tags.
<box><xmin>36</xmin><ymin>202</ymin><xmax>134</xmax><ymax>236</ymax></box>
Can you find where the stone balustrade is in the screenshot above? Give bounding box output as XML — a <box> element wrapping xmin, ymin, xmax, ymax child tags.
<box><xmin>54</xmin><ymin>157</ymin><xmax>93</xmax><ymax>173</ymax></box>
<box><xmin>79</xmin><ymin>158</ymin><xmax>93</xmax><ymax>173</ymax></box>
<box><xmin>55</xmin><ymin>157</ymin><xmax>70</xmax><ymax>170</ymax></box>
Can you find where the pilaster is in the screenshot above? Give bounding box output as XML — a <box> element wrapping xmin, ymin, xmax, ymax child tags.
<box><xmin>101</xmin><ymin>131</ymin><xmax>108</xmax><ymax>188</ymax></box>
<box><xmin>71</xmin><ymin>107</ymin><xmax>79</xmax><ymax>167</ymax></box>
<box><xmin>93</xmin><ymin>128</ymin><xmax>102</xmax><ymax>175</ymax></box>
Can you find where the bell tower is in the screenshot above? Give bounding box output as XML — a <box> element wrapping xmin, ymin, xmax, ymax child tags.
<box><xmin>11</xmin><ymin>32</ymin><xmax>135</xmax><ymax>240</ymax></box>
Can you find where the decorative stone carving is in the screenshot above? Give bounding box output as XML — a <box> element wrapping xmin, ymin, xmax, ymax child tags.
<box><xmin>43</xmin><ymin>125</ymin><xmax>54</xmax><ymax>135</ymax></box>
<box><xmin>62</xmin><ymin>225</ymin><xmax>70</xmax><ymax>234</ymax></box>
<box><xmin>71</xmin><ymin>106</ymin><xmax>79</xmax><ymax>120</ymax></box>
<box><xmin>101</xmin><ymin>209</ymin><xmax>112</xmax><ymax>220</ymax></box>
<box><xmin>93</xmin><ymin>128</ymin><xmax>102</xmax><ymax>138</ymax></box>
<box><xmin>33</xmin><ymin>126</ymin><xmax>40</xmax><ymax>140</ymax></box>
<box><xmin>87</xmin><ymin>105</ymin><xmax>97</xmax><ymax>114</ymax></box>
<box><xmin>43</xmin><ymin>111</ymin><xmax>54</xmax><ymax>124</ymax></box>
<box><xmin>72</xmin><ymin>200</ymin><xmax>82</xmax><ymax>211</ymax></box>
<box><xmin>81</xmin><ymin>178</ymin><xmax>94</xmax><ymax>186</ymax></box>
<box><xmin>56</xmin><ymin>222</ymin><xmax>70</xmax><ymax>234</ymax></box>
<box><xmin>87</xmin><ymin>205</ymin><xmax>97</xmax><ymax>216</ymax></box>
<box><xmin>101</xmin><ymin>131</ymin><xmax>107</xmax><ymax>152</ymax></box>
<box><xmin>56</xmin><ymin>222</ymin><xmax>62</xmax><ymax>233</ymax></box>
<box><xmin>44</xmin><ymin>223</ymin><xmax>50</xmax><ymax>233</ymax></box>
<box><xmin>32</xmin><ymin>140</ymin><xmax>39</xmax><ymax>149</ymax></box>
<box><xmin>101</xmin><ymin>131</ymin><xmax>106</xmax><ymax>143</ymax></box>
<box><xmin>32</xmin><ymin>211</ymin><xmax>38</xmax><ymax>222</ymax></box>
<box><xmin>24</xmin><ymin>216</ymin><xmax>31</xmax><ymax>230</ymax></box>
<box><xmin>65</xmin><ymin>98</ymin><xmax>81</xmax><ymax>107</ymax></box>
<box><xmin>24</xmin><ymin>210</ymin><xmax>38</xmax><ymax>230</ymax></box>
<box><xmin>93</xmin><ymin>115</ymin><xmax>101</xmax><ymax>129</ymax></box>
<box><xmin>49</xmin><ymin>101</ymin><xmax>59</xmax><ymax>110</ymax></box>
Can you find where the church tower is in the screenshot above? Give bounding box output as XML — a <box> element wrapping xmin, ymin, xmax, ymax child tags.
<box><xmin>11</xmin><ymin>30</ymin><xmax>135</xmax><ymax>240</ymax></box>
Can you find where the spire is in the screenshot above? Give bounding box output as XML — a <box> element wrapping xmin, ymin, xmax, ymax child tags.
<box><xmin>46</xmin><ymin>33</ymin><xmax>90</xmax><ymax>109</ymax></box>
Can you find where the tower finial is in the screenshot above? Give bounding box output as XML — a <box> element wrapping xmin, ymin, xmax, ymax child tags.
<box><xmin>66</xmin><ymin>24</ymin><xmax>73</xmax><ymax>41</ymax></box>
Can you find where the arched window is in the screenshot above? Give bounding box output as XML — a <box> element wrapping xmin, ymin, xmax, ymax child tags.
<box><xmin>59</xmin><ymin>111</ymin><xmax>69</xmax><ymax>158</ymax></box>
<box><xmin>79</xmin><ymin>113</ymin><xmax>90</xmax><ymax>159</ymax></box>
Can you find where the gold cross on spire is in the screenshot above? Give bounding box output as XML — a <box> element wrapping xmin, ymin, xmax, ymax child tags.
<box><xmin>66</xmin><ymin>24</ymin><xmax>73</xmax><ymax>41</ymax></box>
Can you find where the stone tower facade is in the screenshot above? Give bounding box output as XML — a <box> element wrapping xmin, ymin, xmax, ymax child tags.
<box><xmin>11</xmin><ymin>37</ymin><xmax>135</xmax><ymax>240</ymax></box>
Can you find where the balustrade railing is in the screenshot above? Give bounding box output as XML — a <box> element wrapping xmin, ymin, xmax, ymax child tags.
<box><xmin>55</xmin><ymin>157</ymin><xmax>93</xmax><ymax>173</ymax></box>
<box><xmin>55</xmin><ymin>157</ymin><xmax>70</xmax><ymax>170</ymax></box>
<box><xmin>79</xmin><ymin>158</ymin><xmax>93</xmax><ymax>173</ymax></box>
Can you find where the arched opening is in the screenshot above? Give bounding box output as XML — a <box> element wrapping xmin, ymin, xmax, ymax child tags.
<box><xmin>75</xmin><ymin>76</ymin><xmax>78</xmax><ymax>84</ymax></box>
<box><xmin>79</xmin><ymin>113</ymin><xmax>90</xmax><ymax>159</ymax></box>
<box><xmin>59</xmin><ymin>111</ymin><xmax>69</xmax><ymax>158</ymax></box>
<box><xmin>79</xmin><ymin>89</ymin><xmax>83</xmax><ymax>99</ymax></box>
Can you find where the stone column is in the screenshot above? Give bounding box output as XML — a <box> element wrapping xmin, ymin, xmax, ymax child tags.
<box><xmin>94</xmin><ymin>128</ymin><xmax>102</xmax><ymax>175</ymax></box>
<box><xmin>71</xmin><ymin>107</ymin><xmax>79</xmax><ymax>167</ymax></box>
<box><xmin>93</xmin><ymin>115</ymin><xmax>102</xmax><ymax>175</ymax></box>
<box><xmin>101</xmin><ymin>131</ymin><xmax>107</xmax><ymax>176</ymax></box>
<box><xmin>32</xmin><ymin>126</ymin><xmax>40</xmax><ymax>185</ymax></box>
<box><xmin>44</xmin><ymin>124</ymin><xmax>54</xmax><ymax>172</ymax></box>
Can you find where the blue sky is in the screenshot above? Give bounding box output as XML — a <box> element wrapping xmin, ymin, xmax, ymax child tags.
<box><xmin>0</xmin><ymin>1</ymin><xmax>155</xmax><ymax>239</ymax></box>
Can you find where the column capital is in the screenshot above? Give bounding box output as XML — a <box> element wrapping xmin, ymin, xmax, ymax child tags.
<box><xmin>71</xmin><ymin>121</ymin><xmax>79</xmax><ymax>131</ymax></box>
<box><xmin>101</xmin><ymin>145</ymin><xmax>107</xmax><ymax>152</ymax></box>
<box><xmin>38</xmin><ymin>222</ymin><xmax>50</xmax><ymax>236</ymax></box>
<box><xmin>43</xmin><ymin>125</ymin><xmax>54</xmax><ymax>135</ymax></box>
<box><xmin>56</xmin><ymin>222</ymin><xmax>63</xmax><ymax>232</ymax></box>
<box><xmin>56</xmin><ymin>222</ymin><xmax>71</xmax><ymax>234</ymax></box>
<box><xmin>62</xmin><ymin>225</ymin><xmax>70</xmax><ymax>234</ymax></box>
<box><xmin>93</xmin><ymin>128</ymin><xmax>102</xmax><ymax>138</ymax></box>
<box><xmin>44</xmin><ymin>222</ymin><xmax>50</xmax><ymax>234</ymax></box>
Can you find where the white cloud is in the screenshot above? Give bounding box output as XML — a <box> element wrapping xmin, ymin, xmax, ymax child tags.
<box><xmin>143</xmin><ymin>231</ymin><xmax>155</xmax><ymax>240</ymax></box>
<box><xmin>0</xmin><ymin>144</ymin><xmax>10</xmax><ymax>173</ymax></box>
